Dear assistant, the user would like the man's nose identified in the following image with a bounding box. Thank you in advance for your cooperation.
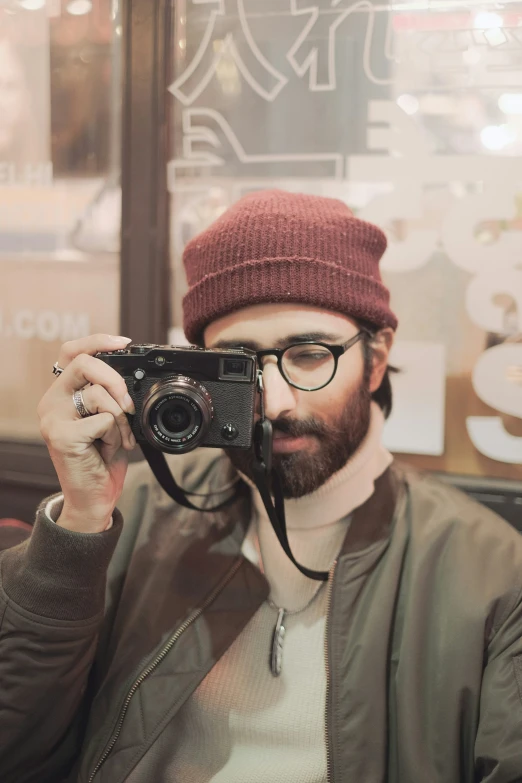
[261,360,298,421]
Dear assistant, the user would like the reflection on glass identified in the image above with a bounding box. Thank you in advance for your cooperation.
[0,38,40,165]
[168,0,522,481]
[0,0,121,441]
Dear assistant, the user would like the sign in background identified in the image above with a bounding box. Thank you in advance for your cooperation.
[168,0,522,481]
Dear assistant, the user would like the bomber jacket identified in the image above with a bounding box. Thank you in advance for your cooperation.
[1,452,522,783]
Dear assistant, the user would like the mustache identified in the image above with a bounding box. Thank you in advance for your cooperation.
[270,417,328,439]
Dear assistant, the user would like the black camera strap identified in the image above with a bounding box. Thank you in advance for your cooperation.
[140,371,328,582]
[250,417,328,582]
[140,442,238,513]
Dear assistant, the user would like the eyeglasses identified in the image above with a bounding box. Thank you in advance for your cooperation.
[256,329,372,392]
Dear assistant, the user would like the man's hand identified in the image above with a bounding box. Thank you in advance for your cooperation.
[37,334,137,533]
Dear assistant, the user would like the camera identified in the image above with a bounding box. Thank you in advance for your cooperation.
[96,344,258,454]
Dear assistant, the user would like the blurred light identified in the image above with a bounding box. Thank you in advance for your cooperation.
[19,0,46,9]
[484,27,507,46]
[480,124,516,151]
[499,93,522,115]
[473,11,503,29]
[396,94,419,115]
[66,0,93,15]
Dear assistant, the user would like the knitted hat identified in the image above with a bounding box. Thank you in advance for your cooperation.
[182,189,398,344]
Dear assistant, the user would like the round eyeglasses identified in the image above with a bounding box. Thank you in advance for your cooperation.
[256,329,371,392]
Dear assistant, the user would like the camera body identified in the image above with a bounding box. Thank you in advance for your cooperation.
[96,344,258,453]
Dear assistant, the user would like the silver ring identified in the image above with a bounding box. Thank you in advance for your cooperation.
[52,362,65,376]
[72,389,91,419]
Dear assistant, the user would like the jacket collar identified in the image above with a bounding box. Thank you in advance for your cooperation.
[338,466,399,559]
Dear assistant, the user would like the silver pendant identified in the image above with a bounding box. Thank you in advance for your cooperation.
[270,608,286,677]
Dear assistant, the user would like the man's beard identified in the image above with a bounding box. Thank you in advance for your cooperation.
[225,379,372,499]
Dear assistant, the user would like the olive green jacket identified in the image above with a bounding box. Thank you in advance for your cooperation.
[1,452,522,783]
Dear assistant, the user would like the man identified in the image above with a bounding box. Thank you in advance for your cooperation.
[1,190,521,783]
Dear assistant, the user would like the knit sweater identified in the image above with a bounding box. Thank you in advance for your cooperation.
[126,402,392,782]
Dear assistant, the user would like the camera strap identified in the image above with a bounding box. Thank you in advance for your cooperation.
[249,371,328,581]
[140,442,239,513]
[139,371,328,582]
[250,417,328,582]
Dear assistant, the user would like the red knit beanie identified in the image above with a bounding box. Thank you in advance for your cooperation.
[182,189,398,344]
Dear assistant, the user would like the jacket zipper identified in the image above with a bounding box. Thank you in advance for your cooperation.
[87,557,243,783]
[325,560,337,783]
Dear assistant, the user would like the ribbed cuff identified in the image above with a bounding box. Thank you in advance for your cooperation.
[0,495,123,621]
[45,494,113,531]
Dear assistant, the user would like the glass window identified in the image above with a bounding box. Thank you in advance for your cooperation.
[168,0,522,482]
[0,0,121,441]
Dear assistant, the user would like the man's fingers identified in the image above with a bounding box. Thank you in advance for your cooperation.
[44,412,122,456]
[58,354,135,414]
[80,413,124,464]
[77,384,136,450]
[57,334,131,370]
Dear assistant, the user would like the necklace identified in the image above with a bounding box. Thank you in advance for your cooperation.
[266,582,328,677]
[253,525,331,677]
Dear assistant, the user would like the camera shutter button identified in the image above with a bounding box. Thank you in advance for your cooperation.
[134,368,146,381]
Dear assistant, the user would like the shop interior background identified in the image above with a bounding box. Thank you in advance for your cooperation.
[0,0,520,523]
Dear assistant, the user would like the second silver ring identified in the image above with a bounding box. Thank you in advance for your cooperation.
[72,389,91,419]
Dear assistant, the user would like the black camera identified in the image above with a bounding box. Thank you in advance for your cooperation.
[96,344,258,454]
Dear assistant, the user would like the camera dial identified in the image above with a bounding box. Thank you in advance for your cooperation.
[130,344,160,354]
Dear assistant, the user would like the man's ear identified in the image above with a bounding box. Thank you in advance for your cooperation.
[368,328,394,393]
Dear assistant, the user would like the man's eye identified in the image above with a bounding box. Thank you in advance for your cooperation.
[288,350,331,364]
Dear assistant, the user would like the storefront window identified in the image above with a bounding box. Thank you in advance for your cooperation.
[168,0,522,482]
[0,0,121,440]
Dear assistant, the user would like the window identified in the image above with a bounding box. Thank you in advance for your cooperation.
[0,0,121,441]
[168,0,522,483]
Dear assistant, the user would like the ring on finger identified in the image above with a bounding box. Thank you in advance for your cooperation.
[52,362,65,376]
[72,389,92,419]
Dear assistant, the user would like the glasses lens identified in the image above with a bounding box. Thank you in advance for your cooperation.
[282,344,335,390]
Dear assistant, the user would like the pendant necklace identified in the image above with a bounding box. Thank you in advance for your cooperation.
[266,582,328,677]
[254,529,330,677]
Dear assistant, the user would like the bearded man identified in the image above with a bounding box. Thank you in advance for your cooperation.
[1,190,522,783]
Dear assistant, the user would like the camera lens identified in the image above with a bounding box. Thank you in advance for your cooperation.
[158,401,194,437]
[141,376,214,453]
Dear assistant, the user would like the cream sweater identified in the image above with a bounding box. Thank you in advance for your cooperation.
[127,402,392,782]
